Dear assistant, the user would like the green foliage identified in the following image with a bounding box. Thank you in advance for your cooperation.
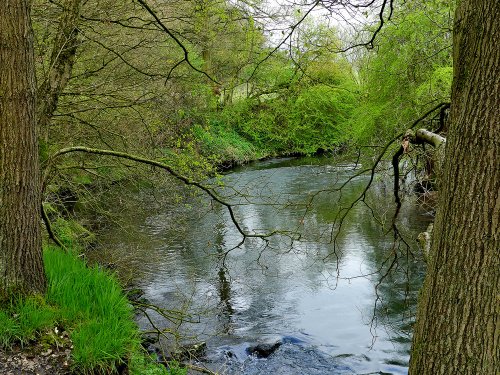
[129,353,169,375]
[129,354,187,375]
[350,0,454,145]
[348,101,387,145]
[182,1,452,160]
[191,121,260,164]
[287,85,356,153]
[416,66,453,104]
[164,361,188,375]
[199,21,360,157]
[210,81,357,156]
[161,141,218,179]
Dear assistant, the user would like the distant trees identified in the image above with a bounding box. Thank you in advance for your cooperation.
[209,18,358,156]
[349,0,454,145]
[31,0,274,178]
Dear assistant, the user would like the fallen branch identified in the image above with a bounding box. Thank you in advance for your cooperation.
[417,223,433,262]
[415,128,446,148]
[392,127,447,203]
[391,122,447,233]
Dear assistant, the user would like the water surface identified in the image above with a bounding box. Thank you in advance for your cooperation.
[93,156,429,374]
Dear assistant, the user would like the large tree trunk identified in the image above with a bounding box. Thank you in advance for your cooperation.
[0,0,46,298]
[409,1,499,374]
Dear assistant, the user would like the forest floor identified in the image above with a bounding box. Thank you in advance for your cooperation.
[0,343,72,375]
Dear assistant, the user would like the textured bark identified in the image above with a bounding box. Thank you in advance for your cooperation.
[0,0,46,298]
[409,1,500,374]
[37,0,82,143]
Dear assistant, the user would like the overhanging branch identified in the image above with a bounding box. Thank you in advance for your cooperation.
[44,146,282,245]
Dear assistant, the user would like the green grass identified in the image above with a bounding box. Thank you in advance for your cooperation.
[0,310,22,347]
[0,296,58,348]
[44,246,140,373]
[0,246,184,374]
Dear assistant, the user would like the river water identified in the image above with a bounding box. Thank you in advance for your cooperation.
[91,156,430,374]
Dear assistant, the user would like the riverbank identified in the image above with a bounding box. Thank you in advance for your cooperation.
[0,246,184,375]
[190,118,350,172]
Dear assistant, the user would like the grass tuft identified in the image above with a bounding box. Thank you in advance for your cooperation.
[16,296,58,342]
[0,296,58,348]
[43,246,140,372]
[0,310,21,348]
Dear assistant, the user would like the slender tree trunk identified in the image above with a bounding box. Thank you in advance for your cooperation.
[37,0,82,144]
[0,0,46,298]
[409,1,500,374]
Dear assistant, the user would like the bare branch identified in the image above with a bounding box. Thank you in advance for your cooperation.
[135,0,220,84]
[247,0,321,82]
[41,203,67,250]
[44,146,286,245]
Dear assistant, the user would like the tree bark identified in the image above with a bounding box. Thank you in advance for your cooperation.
[409,0,500,373]
[0,0,46,298]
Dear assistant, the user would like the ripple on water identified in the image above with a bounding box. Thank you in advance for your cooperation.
[210,342,355,375]
[98,157,427,375]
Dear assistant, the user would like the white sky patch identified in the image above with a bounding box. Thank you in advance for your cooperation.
[231,0,389,51]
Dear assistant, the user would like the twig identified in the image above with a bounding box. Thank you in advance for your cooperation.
[136,0,220,84]
[181,363,218,375]
[41,203,67,251]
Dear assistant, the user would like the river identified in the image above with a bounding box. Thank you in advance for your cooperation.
[89,156,430,374]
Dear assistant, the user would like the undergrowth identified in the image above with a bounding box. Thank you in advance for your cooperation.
[0,246,185,375]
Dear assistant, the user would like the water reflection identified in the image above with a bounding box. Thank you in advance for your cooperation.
[92,156,428,374]
[214,222,234,333]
